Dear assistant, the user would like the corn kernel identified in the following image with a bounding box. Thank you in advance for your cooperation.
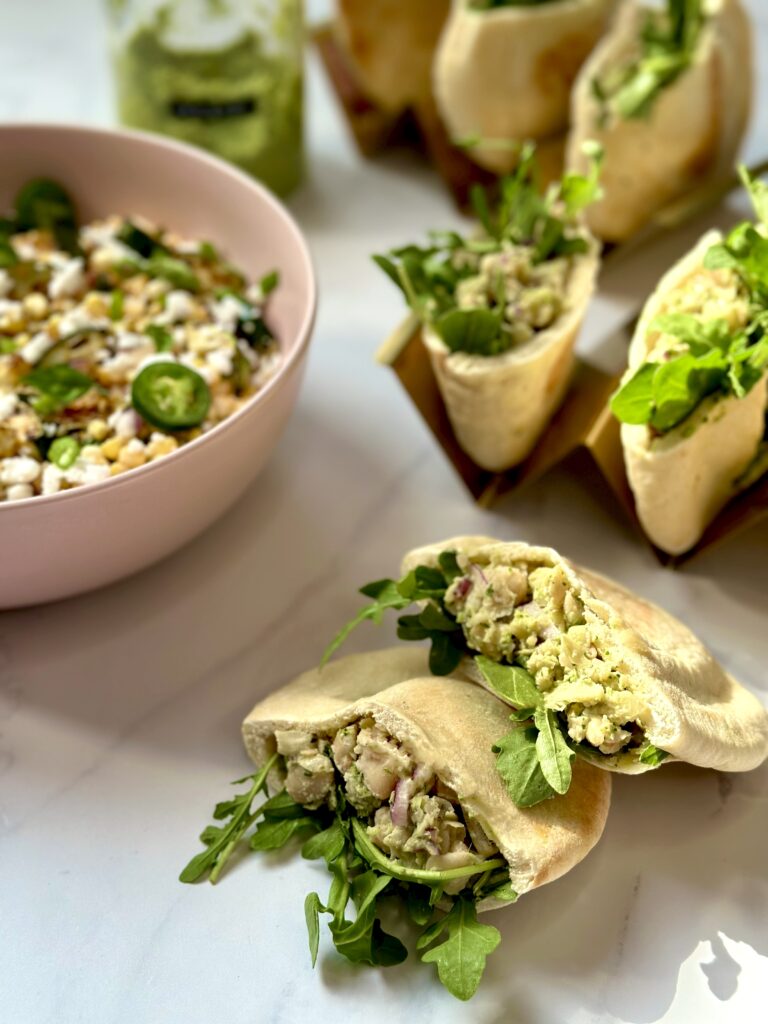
[84,292,108,318]
[100,437,126,461]
[117,439,147,469]
[146,435,178,459]
[87,419,110,442]
[22,293,48,320]
[109,463,126,477]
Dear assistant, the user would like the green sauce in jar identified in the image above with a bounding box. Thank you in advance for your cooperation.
[108,0,304,196]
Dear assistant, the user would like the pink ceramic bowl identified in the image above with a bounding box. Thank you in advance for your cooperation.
[0,123,316,608]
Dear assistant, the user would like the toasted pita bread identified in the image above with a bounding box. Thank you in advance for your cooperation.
[402,537,768,774]
[433,0,614,174]
[567,0,752,242]
[334,0,451,112]
[242,647,611,906]
[423,238,599,472]
[619,231,768,555]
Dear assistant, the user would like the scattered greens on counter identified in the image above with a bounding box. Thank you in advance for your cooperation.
[180,760,511,1001]
[611,167,768,434]
[373,142,602,358]
[591,0,705,123]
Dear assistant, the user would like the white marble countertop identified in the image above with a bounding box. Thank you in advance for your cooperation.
[2,2,767,1022]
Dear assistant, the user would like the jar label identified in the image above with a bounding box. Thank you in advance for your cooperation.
[169,98,257,120]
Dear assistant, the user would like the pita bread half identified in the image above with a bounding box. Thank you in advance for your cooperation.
[402,536,768,774]
[567,0,753,242]
[423,237,599,473]
[432,0,614,174]
[619,231,768,556]
[334,0,451,113]
[242,647,611,906]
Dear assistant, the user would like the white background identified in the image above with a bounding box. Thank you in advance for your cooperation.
[1,2,767,1022]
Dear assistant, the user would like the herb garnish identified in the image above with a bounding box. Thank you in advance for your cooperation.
[611,167,768,433]
[22,364,94,415]
[592,0,705,123]
[373,143,601,357]
[181,766,511,1000]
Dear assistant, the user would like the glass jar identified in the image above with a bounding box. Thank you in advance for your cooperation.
[106,0,304,197]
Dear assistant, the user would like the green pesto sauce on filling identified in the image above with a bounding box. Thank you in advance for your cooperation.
[111,2,303,196]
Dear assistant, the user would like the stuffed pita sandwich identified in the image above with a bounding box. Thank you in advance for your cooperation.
[611,168,768,555]
[433,0,615,175]
[181,647,611,1001]
[324,538,768,797]
[374,145,602,472]
[567,0,752,242]
[334,0,451,113]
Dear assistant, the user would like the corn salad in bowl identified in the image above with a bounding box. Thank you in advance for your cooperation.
[0,178,281,502]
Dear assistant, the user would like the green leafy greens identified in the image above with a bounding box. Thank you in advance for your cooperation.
[22,364,94,415]
[611,167,768,434]
[592,0,705,122]
[181,765,513,1001]
[373,143,601,357]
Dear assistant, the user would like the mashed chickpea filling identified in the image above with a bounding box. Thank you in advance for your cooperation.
[452,244,571,349]
[444,557,650,757]
[273,720,500,878]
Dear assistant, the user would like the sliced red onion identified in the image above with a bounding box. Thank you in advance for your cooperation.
[469,562,489,586]
[454,576,472,599]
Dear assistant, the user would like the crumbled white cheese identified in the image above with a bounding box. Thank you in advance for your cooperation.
[109,408,140,438]
[19,331,55,366]
[115,330,147,352]
[0,456,41,485]
[58,305,109,337]
[41,463,63,495]
[5,482,34,501]
[0,392,17,421]
[206,347,234,377]
[210,294,244,333]
[48,258,85,300]
[158,290,194,324]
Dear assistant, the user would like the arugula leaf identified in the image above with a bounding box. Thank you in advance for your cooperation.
[493,725,557,807]
[301,820,347,864]
[433,308,506,356]
[638,743,671,766]
[304,892,324,967]
[405,885,434,926]
[249,816,319,851]
[145,251,200,292]
[475,656,541,709]
[179,753,277,883]
[145,324,173,352]
[117,221,159,259]
[328,872,406,966]
[14,178,80,254]
[593,0,705,123]
[322,554,467,672]
[420,897,501,1002]
[259,269,280,296]
[558,141,604,217]
[321,579,411,667]
[351,819,505,885]
[533,706,574,795]
[22,364,93,414]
